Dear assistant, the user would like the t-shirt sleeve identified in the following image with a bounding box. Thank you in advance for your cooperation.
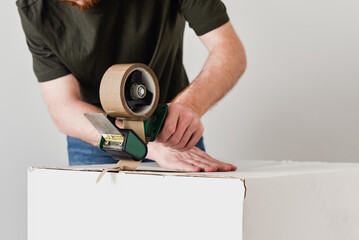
[180,0,229,36]
[17,5,70,82]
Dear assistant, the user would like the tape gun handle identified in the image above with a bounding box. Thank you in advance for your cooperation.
[144,103,168,142]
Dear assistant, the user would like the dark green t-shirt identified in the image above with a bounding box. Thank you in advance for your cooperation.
[17,0,229,106]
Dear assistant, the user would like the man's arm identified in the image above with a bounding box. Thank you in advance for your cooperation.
[156,22,246,151]
[40,74,103,146]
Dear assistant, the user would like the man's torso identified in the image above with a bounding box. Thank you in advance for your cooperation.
[17,0,189,105]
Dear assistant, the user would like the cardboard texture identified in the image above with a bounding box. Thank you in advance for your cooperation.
[28,160,359,240]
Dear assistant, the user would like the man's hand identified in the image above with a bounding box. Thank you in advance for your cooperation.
[147,142,237,172]
[156,102,204,152]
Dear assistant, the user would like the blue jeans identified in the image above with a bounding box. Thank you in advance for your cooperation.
[67,136,205,166]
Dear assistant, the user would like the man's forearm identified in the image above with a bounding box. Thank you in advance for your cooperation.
[174,22,246,117]
[40,74,103,146]
[52,99,104,146]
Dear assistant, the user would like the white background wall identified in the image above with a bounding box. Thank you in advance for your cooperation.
[1,0,359,239]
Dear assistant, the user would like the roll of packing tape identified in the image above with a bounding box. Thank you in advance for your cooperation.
[100,64,159,121]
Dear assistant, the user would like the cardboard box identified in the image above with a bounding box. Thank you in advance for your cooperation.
[28,160,359,240]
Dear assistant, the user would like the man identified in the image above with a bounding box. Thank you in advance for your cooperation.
[17,0,246,172]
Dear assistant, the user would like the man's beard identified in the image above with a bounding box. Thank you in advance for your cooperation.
[60,0,101,10]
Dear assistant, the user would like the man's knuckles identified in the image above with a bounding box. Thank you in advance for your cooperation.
[218,164,233,171]
[181,145,193,152]
[181,110,193,121]
[162,124,176,136]
[173,139,190,150]
[204,166,218,172]
[197,124,204,135]
[190,118,203,133]
[168,135,182,146]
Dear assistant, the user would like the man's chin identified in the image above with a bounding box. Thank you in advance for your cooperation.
[60,0,101,10]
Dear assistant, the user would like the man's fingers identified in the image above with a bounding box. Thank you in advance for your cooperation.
[170,123,195,150]
[184,159,217,172]
[172,160,201,172]
[165,112,193,147]
[184,147,231,172]
[115,119,124,128]
[179,126,204,152]
[156,109,179,143]
[191,148,236,171]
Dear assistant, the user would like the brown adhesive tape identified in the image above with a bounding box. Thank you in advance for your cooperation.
[96,160,142,183]
[123,120,146,143]
[97,64,158,182]
[100,64,159,121]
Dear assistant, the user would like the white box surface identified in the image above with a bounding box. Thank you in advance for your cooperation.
[28,160,359,240]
